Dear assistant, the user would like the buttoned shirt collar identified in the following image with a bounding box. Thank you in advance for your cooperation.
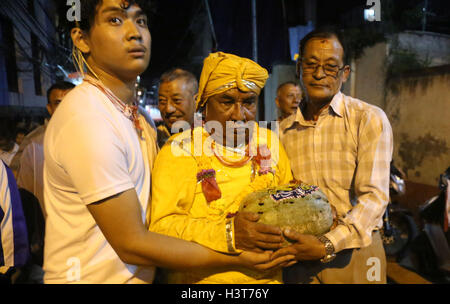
[284,91,344,129]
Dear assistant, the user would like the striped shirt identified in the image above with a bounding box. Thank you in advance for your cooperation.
[279,92,393,253]
[0,161,29,268]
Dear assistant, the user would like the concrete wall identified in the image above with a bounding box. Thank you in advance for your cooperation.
[263,64,297,122]
[346,31,450,110]
[384,65,450,186]
[353,42,388,109]
[396,31,450,67]
[345,32,450,187]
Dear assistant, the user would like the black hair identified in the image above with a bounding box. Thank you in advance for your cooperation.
[0,117,15,144]
[15,127,27,136]
[298,27,348,64]
[47,81,76,103]
[76,0,153,33]
[159,68,198,96]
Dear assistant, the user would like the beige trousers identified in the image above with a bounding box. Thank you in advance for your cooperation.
[283,231,387,284]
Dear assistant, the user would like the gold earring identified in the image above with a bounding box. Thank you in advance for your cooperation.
[72,46,85,77]
[72,45,99,80]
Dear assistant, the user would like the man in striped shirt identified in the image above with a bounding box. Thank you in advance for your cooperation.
[0,160,29,282]
[275,28,393,283]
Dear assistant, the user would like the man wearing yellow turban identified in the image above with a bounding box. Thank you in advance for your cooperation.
[150,52,295,283]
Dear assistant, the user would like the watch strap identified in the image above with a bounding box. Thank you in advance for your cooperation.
[318,235,336,263]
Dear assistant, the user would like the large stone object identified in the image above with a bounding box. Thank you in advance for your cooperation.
[239,183,334,245]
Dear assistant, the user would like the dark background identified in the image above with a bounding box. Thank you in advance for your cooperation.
[52,0,450,91]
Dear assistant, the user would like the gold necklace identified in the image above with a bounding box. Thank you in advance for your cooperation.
[211,141,253,168]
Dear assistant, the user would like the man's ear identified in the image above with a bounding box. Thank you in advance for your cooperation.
[341,65,351,83]
[71,27,90,54]
[201,103,207,119]
[46,104,53,116]
[275,96,280,109]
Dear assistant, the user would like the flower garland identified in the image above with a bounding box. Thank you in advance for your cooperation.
[194,125,277,215]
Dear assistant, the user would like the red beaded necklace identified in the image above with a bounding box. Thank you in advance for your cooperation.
[84,76,143,137]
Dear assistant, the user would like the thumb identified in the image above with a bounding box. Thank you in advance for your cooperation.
[243,212,260,222]
[283,228,303,242]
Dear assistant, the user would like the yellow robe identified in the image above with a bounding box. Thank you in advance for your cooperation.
[150,126,293,284]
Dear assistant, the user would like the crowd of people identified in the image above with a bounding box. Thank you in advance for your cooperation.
[1,0,392,284]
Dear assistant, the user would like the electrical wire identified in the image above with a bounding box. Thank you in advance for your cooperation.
[34,0,57,32]
[11,0,55,49]
[0,1,69,78]
[1,0,53,51]
[204,0,218,50]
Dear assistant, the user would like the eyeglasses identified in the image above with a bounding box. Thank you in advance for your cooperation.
[301,60,346,78]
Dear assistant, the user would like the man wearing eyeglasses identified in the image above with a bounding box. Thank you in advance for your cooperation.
[276,28,393,284]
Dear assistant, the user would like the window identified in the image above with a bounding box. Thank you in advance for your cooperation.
[31,33,42,96]
[0,16,19,93]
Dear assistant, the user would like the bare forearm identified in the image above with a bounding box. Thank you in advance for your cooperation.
[87,189,239,271]
[122,229,239,271]
[150,215,230,253]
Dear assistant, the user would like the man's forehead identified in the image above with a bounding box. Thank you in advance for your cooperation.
[283,84,301,91]
[50,88,65,94]
[223,88,257,97]
[98,0,143,15]
[304,37,343,56]
[50,88,71,98]
[160,79,190,92]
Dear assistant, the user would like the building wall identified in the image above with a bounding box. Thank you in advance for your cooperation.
[347,32,450,187]
[384,66,450,186]
[0,0,55,110]
[396,31,450,67]
[348,31,450,110]
[263,64,297,122]
[353,42,387,109]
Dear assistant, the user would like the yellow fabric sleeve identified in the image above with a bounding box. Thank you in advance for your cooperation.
[274,137,294,186]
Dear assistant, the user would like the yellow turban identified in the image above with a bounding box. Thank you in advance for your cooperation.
[196,52,269,110]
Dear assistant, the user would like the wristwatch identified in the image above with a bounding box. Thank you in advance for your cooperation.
[318,235,336,263]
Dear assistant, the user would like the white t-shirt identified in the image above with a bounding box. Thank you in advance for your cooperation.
[17,131,46,217]
[43,81,155,284]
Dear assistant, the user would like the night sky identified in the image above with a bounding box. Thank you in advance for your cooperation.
[53,0,450,94]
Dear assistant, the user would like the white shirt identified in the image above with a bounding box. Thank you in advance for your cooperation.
[0,143,19,166]
[17,130,46,217]
[43,81,155,284]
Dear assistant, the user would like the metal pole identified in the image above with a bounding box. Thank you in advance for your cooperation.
[422,0,428,32]
[251,0,258,62]
[281,0,290,61]
[204,0,218,51]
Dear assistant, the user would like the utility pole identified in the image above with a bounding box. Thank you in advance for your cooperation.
[251,0,258,62]
[422,0,428,31]
[204,0,218,52]
[281,0,291,62]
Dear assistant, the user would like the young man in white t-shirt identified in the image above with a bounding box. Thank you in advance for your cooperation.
[43,0,295,284]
